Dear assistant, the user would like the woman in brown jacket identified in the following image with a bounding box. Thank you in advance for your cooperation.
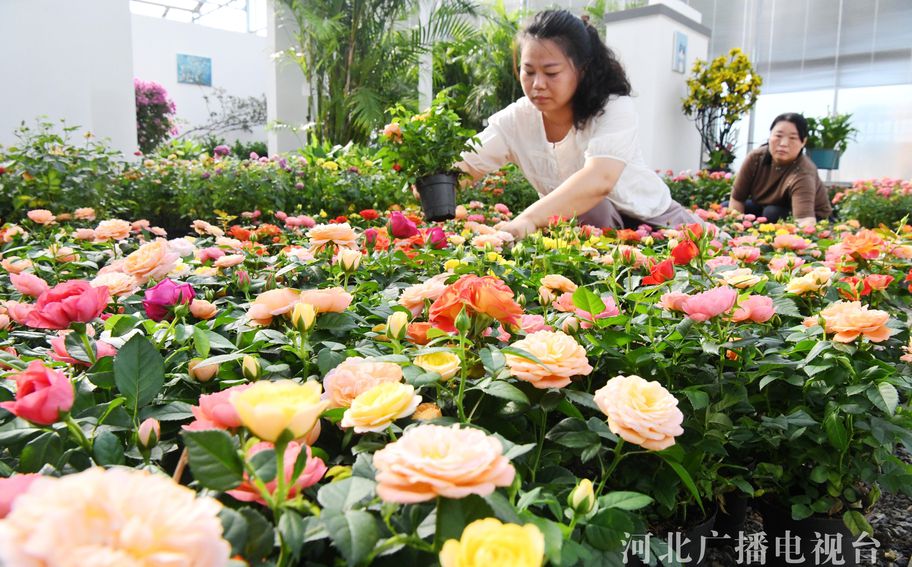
[728,113,833,226]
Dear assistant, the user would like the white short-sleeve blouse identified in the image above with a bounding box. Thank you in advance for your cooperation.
[461,96,671,220]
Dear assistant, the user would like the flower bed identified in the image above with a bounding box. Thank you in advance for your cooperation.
[1,204,910,565]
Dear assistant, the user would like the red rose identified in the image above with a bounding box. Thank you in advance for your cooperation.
[360,209,380,221]
[670,240,699,265]
[642,258,675,285]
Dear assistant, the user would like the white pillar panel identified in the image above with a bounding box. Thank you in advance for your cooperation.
[267,0,312,155]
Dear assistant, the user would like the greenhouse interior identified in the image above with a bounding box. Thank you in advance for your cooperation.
[1,1,911,565]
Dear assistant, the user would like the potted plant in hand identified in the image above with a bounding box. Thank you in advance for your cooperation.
[379,91,477,222]
[805,112,858,170]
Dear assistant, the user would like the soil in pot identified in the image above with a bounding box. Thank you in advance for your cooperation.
[624,506,718,566]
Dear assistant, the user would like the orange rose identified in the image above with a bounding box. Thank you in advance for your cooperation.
[247,288,301,326]
[27,209,56,225]
[841,229,883,260]
[190,299,217,320]
[429,275,523,332]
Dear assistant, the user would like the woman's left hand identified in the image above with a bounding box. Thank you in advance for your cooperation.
[494,217,538,240]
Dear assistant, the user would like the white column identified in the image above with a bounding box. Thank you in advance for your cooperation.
[418,0,435,110]
[266,0,313,155]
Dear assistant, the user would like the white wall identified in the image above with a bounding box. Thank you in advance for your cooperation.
[604,11,709,172]
[131,15,270,145]
[266,0,314,155]
[0,0,137,157]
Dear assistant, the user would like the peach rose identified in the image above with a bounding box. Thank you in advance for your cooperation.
[323,357,404,408]
[399,277,448,317]
[772,234,810,251]
[0,468,230,566]
[213,254,245,269]
[192,220,224,237]
[538,274,577,304]
[594,374,684,451]
[505,330,593,389]
[804,300,892,343]
[94,219,132,241]
[73,207,96,221]
[47,244,77,263]
[1,258,33,274]
[413,402,443,421]
[372,424,516,503]
[26,209,56,225]
[91,272,139,298]
[9,273,49,298]
[123,239,179,284]
[731,295,776,323]
[298,287,353,313]
[307,223,358,252]
[900,337,912,363]
[247,288,301,326]
[659,291,691,312]
[190,299,218,320]
[768,254,804,276]
[340,382,421,433]
[73,228,96,241]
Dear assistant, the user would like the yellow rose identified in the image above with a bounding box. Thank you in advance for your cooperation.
[231,380,328,442]
[291,302,317,333]
[414,351,461,381]
[439,518,545,567]
[786,266,832,295]
[387,311,409,341]
[717,268,766,289]
[340,382,421,433]
[444,259,462,272]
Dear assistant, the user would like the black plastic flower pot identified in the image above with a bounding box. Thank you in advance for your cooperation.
[757,499,863,567]
[416,173,457,222]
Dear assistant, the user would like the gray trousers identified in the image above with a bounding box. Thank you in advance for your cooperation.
[579,198,703,230]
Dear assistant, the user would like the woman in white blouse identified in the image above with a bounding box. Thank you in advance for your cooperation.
[459,9,699,239]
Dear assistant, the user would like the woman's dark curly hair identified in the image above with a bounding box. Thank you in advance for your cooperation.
[519,9,631,130]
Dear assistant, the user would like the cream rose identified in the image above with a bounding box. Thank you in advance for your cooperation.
[323,357,403,408]
[505,330,593,389]
[94,219,132,241]
[340,382,421,433]
[413,351,461,381]
[594,374,684,451]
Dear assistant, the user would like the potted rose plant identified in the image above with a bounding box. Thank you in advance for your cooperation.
[379,91,477,222]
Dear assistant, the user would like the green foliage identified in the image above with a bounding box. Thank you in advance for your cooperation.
[377,91,477,184]
[279,0,477,145]
[664,169,733,209]
[198,136,269,159]
[833,178,912,228]
[682,48,763,171]
[0,119,123,221]
[806,113,858,153]
[460,165,540,213]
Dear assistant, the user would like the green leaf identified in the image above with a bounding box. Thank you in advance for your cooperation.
[113,334,165,410]
[869,382,899,415]
[483,491,522,523]
[661,457,704,515]
[823,413,849,453]
[323,509,379,567]
[479,346,506,374]
[584,508,635,551]
[240,508,275,564]
[250,448,277,483]
[480,380,530,405]
[193,326,211,358]
[140,401,194,422]
[435,494,495,550]
[278,510,306,560]
[19,431,63,473]
[843,509,873,537]
[599,491,654,511]
[92,430,125,466]
[219,508,249,557]
[683,389,709,410]
[64,331,95,364]
[522,514,564,565]
[86,356,116,389]
[182,430,244,491]
[317,476,376,512]
[572,286,606,315]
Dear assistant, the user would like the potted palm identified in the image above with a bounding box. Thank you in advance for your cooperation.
[379,92,477,222]
[805,112,858,170]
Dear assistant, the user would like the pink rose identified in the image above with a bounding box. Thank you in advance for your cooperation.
[297,287,353,313]
[519,314,551,333]
[389,211,418,238]
[183,385,252,431]
[24,281,109,330]
[682,286,738,322]
[0,361,74,425]
[659,291,691,312]
[731,295,776,323]
[576,296,620,329]
[425,226,448,249]
[0,474,41,518]
[196,247,226,262]
[142,278,195,321]
[227,441,326,506]
[9,273,49,298]
[49,332,117,366]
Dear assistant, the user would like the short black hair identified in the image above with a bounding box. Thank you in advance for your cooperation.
[520,10,631,130]
[770,113,809,141]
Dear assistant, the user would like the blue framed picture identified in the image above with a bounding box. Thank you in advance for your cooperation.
[672,31,688,74]
[177,54,212,86]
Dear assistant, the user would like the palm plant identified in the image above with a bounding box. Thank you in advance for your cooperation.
[279,0,478,145]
